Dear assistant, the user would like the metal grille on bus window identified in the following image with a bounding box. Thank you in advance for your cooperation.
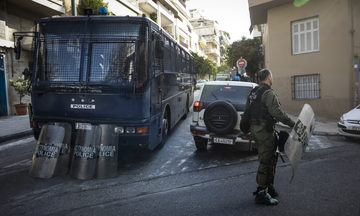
[162,38,171,72]
[91,23,141,37]
[89,42,136,83]
[291,74,320,99]
[181,50,185,73]
[163,44,171,72]
[176,47,181,72]
[186,54,190,73]
[45,39,82,82]
[170,42,176,71]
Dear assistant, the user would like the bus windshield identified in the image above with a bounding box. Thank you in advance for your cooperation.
[36,20,148,90]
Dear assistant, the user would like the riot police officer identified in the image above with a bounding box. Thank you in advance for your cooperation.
[244,69,295,205]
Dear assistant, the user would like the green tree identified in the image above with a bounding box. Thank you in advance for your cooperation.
[226,37,264,81]
[78,0,109,15]
[205,58,217,80]
[217,63,231,73]
[191,52,217,80]
[9,75,31,104]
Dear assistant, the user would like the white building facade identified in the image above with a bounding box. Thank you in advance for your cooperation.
[189,9,221,66]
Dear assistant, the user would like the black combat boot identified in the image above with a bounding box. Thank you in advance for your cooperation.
[267,184,279,197]
[253,187,279,205]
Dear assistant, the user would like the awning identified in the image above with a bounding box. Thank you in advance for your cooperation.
[0,39,14,48]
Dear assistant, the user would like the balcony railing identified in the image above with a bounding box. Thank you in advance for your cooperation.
[180,40,188,48]
[179,0,186,8]
[204,47,220,56]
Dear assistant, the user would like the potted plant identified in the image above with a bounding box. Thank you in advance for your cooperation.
[9,75,31,115]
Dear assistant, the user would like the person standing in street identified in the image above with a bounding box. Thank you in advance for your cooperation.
[244,69,295,205]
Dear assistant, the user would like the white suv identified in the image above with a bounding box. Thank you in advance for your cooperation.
[190,81,257,151]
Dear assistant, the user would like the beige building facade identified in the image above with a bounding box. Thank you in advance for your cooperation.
[0,0,66,116]
[249,0,360,119]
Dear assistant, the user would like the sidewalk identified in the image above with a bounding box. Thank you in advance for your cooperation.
[277,113,339,136]
[0,113,340,143]
[0,115,33,142]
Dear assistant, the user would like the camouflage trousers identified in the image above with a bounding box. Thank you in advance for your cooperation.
[251,124,278,187]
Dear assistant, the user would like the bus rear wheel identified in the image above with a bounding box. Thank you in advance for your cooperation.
[182,96,189,120]
[157,110,169,150]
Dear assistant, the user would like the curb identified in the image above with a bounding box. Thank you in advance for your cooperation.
[275,124,339,136]
[313,131,339,136]
[0,129,33,143]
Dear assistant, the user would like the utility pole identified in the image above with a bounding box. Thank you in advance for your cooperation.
[71,0,77,16]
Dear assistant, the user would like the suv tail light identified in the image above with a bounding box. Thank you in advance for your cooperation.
[193,101,204,112]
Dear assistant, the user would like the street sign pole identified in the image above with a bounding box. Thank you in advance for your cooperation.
[236,58,247,76]
[72,0,77,16]
[354,57,359,107]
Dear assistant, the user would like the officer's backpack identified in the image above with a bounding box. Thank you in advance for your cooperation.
[240,87,259,134]
[240,85,271,133]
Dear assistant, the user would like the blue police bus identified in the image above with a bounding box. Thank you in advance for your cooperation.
[24,16,194,150]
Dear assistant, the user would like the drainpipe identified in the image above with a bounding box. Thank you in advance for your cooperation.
[350,0,357,107]
[355,57,359,106]
[72,0,77,16]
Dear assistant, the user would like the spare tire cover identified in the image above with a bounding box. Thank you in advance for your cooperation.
[204,100,238,135]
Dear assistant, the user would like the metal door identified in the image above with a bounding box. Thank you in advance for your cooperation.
[0,54,8,116]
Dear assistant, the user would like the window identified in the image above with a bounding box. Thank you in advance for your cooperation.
[89,42,135,83]
[200,85,253,105]
[43,39,82,82]
[292,17,319,54]
[291,74,320,99]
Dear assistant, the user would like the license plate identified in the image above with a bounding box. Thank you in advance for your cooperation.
[213,137,234,145]
[75,123,92,130]
[351,126,360,131]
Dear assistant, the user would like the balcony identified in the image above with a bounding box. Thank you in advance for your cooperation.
[204,36,220,46]
[10,0,65,16]
[170,0,190,18]
[204,47,220,57]
[178,0,186,8]
[138,0,158,14]
[159,3,175,26]
[158,0,179,17]
[248,0,292,25]
[179,40,188,49]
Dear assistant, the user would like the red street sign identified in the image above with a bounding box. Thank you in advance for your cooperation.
[237,58,247,68]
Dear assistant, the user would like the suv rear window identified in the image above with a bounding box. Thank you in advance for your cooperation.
[200,85,253,105]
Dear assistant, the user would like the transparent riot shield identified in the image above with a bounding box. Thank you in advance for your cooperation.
[29,125,66,178]
[95,125,119,179]
[284,104,315,182]
[69,124,101,180]
[54,122,72,176]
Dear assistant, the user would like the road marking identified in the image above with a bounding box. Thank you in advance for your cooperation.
[3,159,32,168]
[178,159,187,167]
[307,136,332,151]
[0,137,35,152]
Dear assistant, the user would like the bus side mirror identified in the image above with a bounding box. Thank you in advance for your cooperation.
[155,40,164,59]
[14,36,23,60]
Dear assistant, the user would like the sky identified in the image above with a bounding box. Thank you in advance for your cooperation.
[187,0,252,42]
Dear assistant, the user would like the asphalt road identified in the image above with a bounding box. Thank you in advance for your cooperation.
[0,112,359,216]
